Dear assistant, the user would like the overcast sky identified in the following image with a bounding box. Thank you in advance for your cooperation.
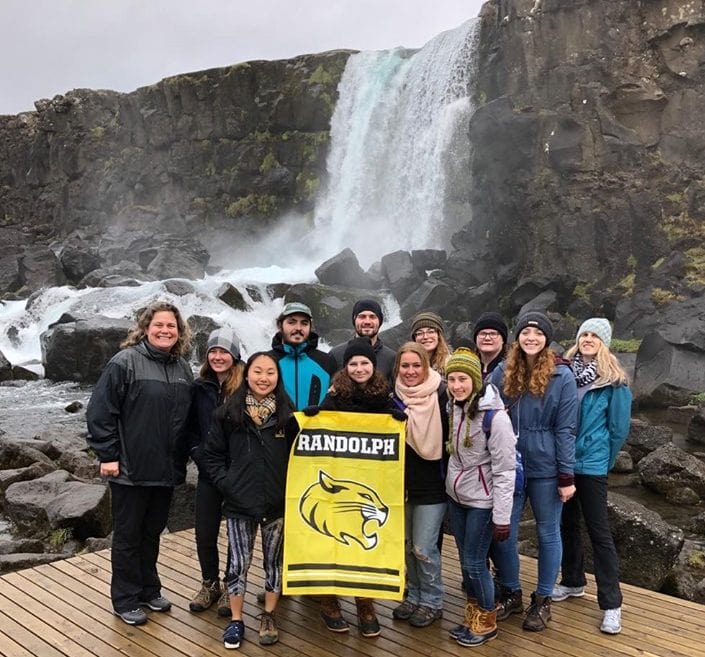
[1,0,485,116]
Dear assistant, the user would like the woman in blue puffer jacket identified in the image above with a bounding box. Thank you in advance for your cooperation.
[551,318,631,636]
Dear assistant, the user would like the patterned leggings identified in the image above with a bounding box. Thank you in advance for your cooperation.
[225,517,284,596]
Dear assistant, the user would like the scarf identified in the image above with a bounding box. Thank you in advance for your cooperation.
[571,354,597,388]
[395,368,443,460]
[246,391,276,426]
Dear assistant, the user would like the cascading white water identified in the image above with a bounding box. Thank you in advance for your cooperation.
[0,18,480,371]
[315,18,480,267]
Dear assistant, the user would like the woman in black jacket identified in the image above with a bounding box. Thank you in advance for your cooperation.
[204,352,294,650]
[186,328,244,616]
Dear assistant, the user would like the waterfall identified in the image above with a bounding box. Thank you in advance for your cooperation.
[314,18,480,267]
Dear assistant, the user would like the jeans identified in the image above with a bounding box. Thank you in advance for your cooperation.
[404,502,446,609]
[194,477,225,582]
[447,499,495,610]
[492,477,562,597]
[110,483,173,613]
[560,474,622,610]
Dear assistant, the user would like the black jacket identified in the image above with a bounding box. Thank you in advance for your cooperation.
[329,337,397,383]
[86,340,193,486]
[185,375,221,478]
[204,410,293,523]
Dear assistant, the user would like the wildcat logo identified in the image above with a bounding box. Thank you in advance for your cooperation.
[299,470,389,550]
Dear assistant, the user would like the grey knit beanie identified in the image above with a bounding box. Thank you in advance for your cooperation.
[206,327,241,360]
[576,318,612,347]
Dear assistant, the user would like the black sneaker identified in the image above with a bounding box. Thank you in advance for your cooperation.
[139,596,172,612]
[224,619,245,649]
[114,608,148,625]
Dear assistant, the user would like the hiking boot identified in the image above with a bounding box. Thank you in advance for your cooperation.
[392,599,417,620]
[355,597,380,637]
[217,589,231,617]
[600,607,622,634]
[114,608,148,625]
[449,598,478,639]
[223,619,245,649]
[551,584,585,602]
[320,595,349,632]
[522,592,551,631]
[456,607,498,647]
[408,605,443,628]
[139,596,171,612]
[259,611,279,645]
[189,579,221,612]
[496,589,523,621]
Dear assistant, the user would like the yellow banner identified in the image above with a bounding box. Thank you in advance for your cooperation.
[283,410,405,599]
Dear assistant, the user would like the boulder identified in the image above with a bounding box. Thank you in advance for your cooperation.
[0,437,55,470]
[315,248,373,289]
[187,315,221,362]
[410,249,447,273]
[611,451,634,473]
[216,283,251,312]
[145,237,209,280]
[661,539,705,604]
[688,405,705,446]
[41,316,132,383]
[638,443,705,497]
[0,252,21,293]
[399,280,458,322]
[58,245,101,284]
[5,470,111,539]
[0,553,68,574]
[666,487,701,506]
[625,418,673,463]
[0,538,44,555]
[0,462,56,493]
[162,279,196,296]
[78,260,148,288]
[381,251,423,303]
[168,467,197,532]
[634,331,705,407]
[18,246,67,292]
[0,350,11,382]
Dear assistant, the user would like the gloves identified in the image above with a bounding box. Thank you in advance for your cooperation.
[493,524,510,542]
[303,405,320,416]
[390,408,407,422]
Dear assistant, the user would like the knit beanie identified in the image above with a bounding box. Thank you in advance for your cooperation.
[206,327,241,360]
[514,311,554,344]
[576,317,612,347]
[352,299,384,325]
[410,311,445,337]
[472,311,509,343]
[446,347,483,393]
[343,337,377,367]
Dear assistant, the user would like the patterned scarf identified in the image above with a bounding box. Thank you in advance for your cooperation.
[571,354,598,388]
[246,391,276,425]
[395,368,443,460]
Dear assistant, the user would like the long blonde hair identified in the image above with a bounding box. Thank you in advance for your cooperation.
[121,301,192,358]
[565,340,629,386]
[503,341,556,398]
[199,359,245,399]
[430,333,451,376]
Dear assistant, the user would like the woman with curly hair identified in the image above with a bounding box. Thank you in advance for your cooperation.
[313,337,399,637]
[489,311,577,632]
[87,301,193,626]
[552,319,631,635]
[411,312,451,377]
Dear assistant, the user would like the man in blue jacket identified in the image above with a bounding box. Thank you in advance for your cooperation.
[269,302,337,410]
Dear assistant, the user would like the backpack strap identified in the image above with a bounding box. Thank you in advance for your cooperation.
[482,408,497,438]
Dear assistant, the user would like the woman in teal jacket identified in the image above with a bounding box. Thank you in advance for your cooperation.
[551,318,631,636]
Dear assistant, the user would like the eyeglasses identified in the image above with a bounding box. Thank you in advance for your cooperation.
[414,328,438,338]
[477,330,500,339]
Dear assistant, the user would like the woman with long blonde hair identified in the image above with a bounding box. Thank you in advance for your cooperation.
[489,311,577,633]
[411,312,451,377]
[552,319,631,635]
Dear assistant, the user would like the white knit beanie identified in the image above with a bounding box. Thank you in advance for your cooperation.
[576,318,612,347]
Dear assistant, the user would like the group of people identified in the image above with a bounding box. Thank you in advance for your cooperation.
[86,297,632,650]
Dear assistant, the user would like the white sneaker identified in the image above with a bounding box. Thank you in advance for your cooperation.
[600,607,622,634]
[551,584,585,601]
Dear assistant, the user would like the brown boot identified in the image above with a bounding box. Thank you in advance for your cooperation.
[522,592,551,631]
[456,608,498,647]
[496,589,523,621]
[449,598,478,639]
[355,597,380,637]
[320,595,349,632]
[189,579,221,612]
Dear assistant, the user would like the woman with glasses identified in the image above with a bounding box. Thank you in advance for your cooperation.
[473,312,509,380]
[411,312,451,377]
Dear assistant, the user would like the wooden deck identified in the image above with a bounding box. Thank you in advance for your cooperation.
[0,527,703,657]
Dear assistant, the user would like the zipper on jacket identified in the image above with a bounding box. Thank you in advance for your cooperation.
[477,465,490,496]
[452,412,466,498]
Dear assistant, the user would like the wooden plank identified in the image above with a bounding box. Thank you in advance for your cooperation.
[0,609,58,657]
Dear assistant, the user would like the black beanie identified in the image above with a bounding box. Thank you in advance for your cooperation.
[352,299,384,325]
[472,312,508,344]
[343,337,377,367]
[514,311,554,344]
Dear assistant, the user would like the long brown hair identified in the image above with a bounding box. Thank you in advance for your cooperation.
[121,301,192,358]
[199,358,245,399]
[502,341,556,398]
[329,368,390,399]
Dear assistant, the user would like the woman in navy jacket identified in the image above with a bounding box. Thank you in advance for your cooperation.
[489,311,577,632]
[552,318,631,635]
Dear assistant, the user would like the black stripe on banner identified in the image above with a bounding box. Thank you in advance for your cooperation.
[287,580,401,592]
[288,563,400,576]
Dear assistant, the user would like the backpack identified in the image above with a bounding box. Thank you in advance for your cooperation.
[482,408,525,492]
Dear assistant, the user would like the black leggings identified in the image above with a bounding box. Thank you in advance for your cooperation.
[194,477,226,582]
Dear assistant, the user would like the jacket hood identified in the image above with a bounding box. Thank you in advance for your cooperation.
[478,382,506,411]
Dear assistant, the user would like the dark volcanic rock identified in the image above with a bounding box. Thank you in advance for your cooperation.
[688,405,705,446]
[381,251,423,303]
[216,282,251,312]
[625,419,673,464]
[315,248,373,289]
[59,244,101,283]
[638,443,705,498]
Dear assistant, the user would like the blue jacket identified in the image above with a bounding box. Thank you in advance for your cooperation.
[574,383,632,475]
[489,360,577,480]
[269,331,337,410]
